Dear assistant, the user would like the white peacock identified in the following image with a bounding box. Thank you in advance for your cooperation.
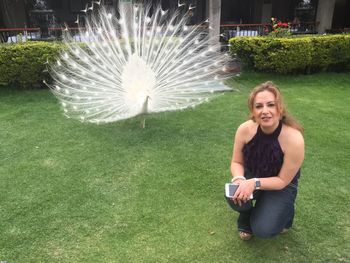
[46,2,233,126]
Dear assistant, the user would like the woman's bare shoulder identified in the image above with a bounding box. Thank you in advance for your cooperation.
[236,120,258,142]
[280,124,304,149]
[283,125,303,139]
[237,120,256,131]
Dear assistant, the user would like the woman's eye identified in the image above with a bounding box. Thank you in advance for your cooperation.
[268,103,275,107]
[255,105,262,109]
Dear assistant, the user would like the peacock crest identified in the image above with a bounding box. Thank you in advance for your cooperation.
[46,2,233,124]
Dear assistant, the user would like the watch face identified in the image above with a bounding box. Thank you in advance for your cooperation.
[255,180,261,188]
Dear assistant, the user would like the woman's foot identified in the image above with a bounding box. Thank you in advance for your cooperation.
[239,231,253,241]
[281,228,289,234]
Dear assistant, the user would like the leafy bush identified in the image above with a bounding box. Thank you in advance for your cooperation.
[309,35,350,72]
[0,42,64,88]
[229,34,350,74]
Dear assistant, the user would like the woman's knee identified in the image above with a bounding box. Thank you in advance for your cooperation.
[251,221,281,238]
[225,196,252,212]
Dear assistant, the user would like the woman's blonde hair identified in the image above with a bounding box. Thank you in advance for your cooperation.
[247,81,304,133]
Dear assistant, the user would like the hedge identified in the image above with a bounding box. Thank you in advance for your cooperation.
[1,35,349,89]
[229,34,350,74]
[0,42,63,88]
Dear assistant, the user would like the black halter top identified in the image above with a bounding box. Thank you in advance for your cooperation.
[242,121,300,184]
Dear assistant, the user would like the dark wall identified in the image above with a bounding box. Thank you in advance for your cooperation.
[0,0,27,28]
[332,0,350,28]
[291,0,318,22]
[221,0,254,24]
[272,0,292,21]
[1,0,329,30]
[45,0,90,27]
[207,0,321,25]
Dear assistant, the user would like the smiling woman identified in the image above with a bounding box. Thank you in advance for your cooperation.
[247,81,303,133]
[226,81,305,240]
[251,89,281,134]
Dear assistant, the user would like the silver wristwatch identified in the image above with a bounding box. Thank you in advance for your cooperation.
[254,178,261,190]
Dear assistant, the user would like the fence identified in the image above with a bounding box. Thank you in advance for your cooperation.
[220,22,318,40]
[1,22,319,43]
[220,23,268,40]
[0,28,41,43]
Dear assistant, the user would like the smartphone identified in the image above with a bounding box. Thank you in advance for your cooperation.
[225,183,239,198]
[225,183,254,199]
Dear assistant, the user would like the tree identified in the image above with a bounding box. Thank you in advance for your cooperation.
[209,0,221,45]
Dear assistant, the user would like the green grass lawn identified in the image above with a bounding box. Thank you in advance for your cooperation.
[0,72,349,263]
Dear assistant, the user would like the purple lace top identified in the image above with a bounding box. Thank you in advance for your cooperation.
[242,121,300,184]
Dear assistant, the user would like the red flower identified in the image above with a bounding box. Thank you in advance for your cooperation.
[269,17,291,36]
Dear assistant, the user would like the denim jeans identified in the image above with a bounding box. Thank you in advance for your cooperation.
[225,183,298,238]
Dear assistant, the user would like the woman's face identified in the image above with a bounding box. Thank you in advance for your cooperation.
[252,90,281,133]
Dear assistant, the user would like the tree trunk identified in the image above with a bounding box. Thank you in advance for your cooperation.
[316,0,336,34]
[208,0,221,45]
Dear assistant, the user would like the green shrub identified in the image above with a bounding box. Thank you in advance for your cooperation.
[0,42,64,88]
[309,35,350,72]
[254,38,313,73]
[229,34,350,74]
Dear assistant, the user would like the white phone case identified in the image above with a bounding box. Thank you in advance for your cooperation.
[225,183,254,199]
[225,183,238,198]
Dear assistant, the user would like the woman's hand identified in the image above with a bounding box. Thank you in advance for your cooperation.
[231,179,255,206]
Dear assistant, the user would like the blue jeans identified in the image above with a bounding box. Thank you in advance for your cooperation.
[225,183,298,238]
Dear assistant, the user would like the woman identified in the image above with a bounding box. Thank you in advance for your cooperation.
[226,81,304,240]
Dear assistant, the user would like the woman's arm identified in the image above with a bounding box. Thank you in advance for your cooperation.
[230,122,253,206]
[230,122,250,180]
